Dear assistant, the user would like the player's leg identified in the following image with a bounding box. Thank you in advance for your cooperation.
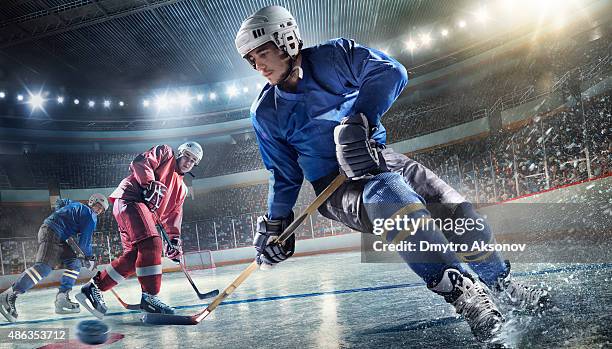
[77,200,138,318]
[134,236,173,314]
[385,149,550,310]
[55,256,82,314]
[99,199,171,314]
[315,171,504,342]
[0,225,60,322]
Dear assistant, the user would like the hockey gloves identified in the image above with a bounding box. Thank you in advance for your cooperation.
[334,113,384,179]
[143,180,167,212]
[253,212,295,266]
[83,256,96,271]
[165,237,183,264]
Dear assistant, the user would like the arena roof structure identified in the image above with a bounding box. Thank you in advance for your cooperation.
[0,0,475,91]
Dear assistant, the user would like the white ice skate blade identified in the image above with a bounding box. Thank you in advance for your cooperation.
[55,307,81,315]
[0,305,16,322]
[75,292,104,319]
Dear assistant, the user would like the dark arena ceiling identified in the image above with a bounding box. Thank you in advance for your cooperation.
[0,0,476,91]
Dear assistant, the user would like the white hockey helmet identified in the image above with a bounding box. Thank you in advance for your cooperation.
[177,141,203,165]
[88,193,109,211]
[235,5,302,65]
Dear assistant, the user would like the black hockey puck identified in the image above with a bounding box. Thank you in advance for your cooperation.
[75,319,110,345]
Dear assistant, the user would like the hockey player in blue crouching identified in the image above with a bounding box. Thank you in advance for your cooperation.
[235,5,550,342]
[0,194,107,322]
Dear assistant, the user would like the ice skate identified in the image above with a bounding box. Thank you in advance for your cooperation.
[493,261,551,311]
[0,287,18,322]
[55,290,81,314]
[140,292,175,314]
[429,268,505,342]
[76,281,107,319]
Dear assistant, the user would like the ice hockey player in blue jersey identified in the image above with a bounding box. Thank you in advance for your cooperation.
[235,5,550,342]
[0,194,108,322]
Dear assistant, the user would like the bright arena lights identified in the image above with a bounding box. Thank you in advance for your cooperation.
[405,40,417,51]
[475,8,489,22]
[0,92,5,99]
[419,33,432,46]
[441,29,449,36]
[226,86,238,97]
[142,99,150,108]
[88,100,95,108]
[57,96,64,104]
[119,101,125,107]
[103,100,111,108]
[196,94,204,101]
[28,94,44,110]
[155,95,169,109]
[178,93,191,108]
[458,20,467,28]
[73,99,80,105]
[209,92,217,100]
[17,94,24,101]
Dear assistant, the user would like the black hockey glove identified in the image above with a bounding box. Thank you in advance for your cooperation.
[253,212,295,266]
[165,237,182,264]
[82,256,96,271]
[334,113,385,179]
[143,180,167,212]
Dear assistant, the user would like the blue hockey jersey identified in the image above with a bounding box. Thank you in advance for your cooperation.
[44,199,97,256]
[251,38,408,219]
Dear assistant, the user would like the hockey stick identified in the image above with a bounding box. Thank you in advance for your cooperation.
[157,223,220,300]
[110,289,140,310]
[142,173,347,325]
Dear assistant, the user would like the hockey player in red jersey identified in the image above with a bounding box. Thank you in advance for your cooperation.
[76,142,203,318]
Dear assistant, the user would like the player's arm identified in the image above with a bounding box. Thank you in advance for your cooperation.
[77,213,97,270]
[160,204,183,263]
[331,39,408,179]
[131,145,172,211]
[332,38,408,127]
[252,118,303,265]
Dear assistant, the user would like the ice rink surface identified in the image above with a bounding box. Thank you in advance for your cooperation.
[1,251,611,349]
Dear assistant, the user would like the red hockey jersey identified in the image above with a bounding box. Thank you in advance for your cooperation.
[110,145,187,238]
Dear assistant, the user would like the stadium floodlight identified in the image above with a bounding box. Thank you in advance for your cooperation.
[458,20,467,28]
[0,92,5,99]
[57,96,64,104]
[209,92,217,100]
[88,100,95,108]
[119,101,125,107]
[243,87,249,93]
[74,98,80,105]
[475,8,489,22]
[256,83,262,89]
[178,93,191,108]
[142,99,150,108]
[28,94,44,110]
[196,94,204,101]
[155,95,169,110]
[405,40,417,51]
[441,29,449,36]
[17,94,24,101]
[227,85,238,97]
[419,33,432,46]
[103,100,111,108]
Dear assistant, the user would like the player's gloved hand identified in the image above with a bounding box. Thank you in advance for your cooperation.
[83,256,96,271]
[165,237,182,264]
[253,213,295,266]
[334,113,385,179]
[143,180,167,212]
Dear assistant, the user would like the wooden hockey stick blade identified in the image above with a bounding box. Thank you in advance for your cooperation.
[110,289,140,310]
[157,223,220,300]
[141,174,347,325]
[142,261,258,325]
